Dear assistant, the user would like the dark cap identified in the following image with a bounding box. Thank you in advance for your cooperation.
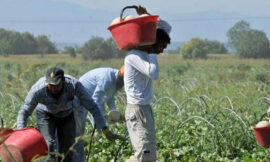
[45,67,64,85]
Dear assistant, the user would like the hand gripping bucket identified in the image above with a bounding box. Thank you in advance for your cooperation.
[0,127,48,162]
[108,6,159,50]
[252,125,270,147]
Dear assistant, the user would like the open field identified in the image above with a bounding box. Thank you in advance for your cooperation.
[1,54,270,161]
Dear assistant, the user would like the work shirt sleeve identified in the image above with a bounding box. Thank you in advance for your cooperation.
[106,96,117,111]
[17,89,38,129]
[75,81,106,129]
[127,53,159,80]
[92,79,109,116]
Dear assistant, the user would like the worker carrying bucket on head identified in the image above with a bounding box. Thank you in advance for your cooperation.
[113,5,172,162]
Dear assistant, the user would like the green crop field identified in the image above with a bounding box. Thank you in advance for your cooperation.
[1,54,270,161]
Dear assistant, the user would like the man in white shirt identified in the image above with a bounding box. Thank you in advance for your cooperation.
[124,6,171,162]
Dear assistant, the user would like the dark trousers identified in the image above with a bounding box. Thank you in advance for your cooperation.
[36,110,75,162]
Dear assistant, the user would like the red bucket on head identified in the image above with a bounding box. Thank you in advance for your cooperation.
[1,127,48,162]
[252,125,270,147]
[108,6,159,50]
[108,16,159,50]
[0,128,13,144]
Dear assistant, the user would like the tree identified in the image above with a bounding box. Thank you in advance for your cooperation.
[180,38,208,59]
[81,37,113,60]
[64,46,76,58]
[227,20,250,51]
[105,37,126,58]
[21,32,38,54]
[237,29,270,58]
[0,41,13,56]
[0,28,57,55]
[0,29,21,55]
[204,40,227,54]
[36,35,58,54]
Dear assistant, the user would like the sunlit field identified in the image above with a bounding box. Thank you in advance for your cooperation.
[1,54,270,161]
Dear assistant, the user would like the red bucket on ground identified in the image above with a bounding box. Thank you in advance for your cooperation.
[0,128,13,144]
[252,125,270,147]
[0,145,23,162]
[108,15,159,50]
[0,127,48,162]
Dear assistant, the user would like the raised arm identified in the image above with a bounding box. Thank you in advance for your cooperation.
[125,53,159,80]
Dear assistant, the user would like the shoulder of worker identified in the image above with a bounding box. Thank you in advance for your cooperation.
[64,74,78,83]
[126,49,148,58]
[28,77,47,93]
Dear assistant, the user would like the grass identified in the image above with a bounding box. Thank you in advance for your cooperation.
[0,53,270,161]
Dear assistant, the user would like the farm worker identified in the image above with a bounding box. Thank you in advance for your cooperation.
[16,67,124,162]
[124,6,171,162]
[73,66,125,161]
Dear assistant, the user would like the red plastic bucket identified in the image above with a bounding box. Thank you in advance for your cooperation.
[108,6,159,50]
[0,145,23,162]
[2,127,48,162]
[252,125,270,147]
[0,128,13,144]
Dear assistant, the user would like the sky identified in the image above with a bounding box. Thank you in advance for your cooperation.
[0,0,270,48]
[62,0,270,16]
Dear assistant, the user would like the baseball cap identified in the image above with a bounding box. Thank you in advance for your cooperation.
[45,67,64,85]
[157,18,172,35]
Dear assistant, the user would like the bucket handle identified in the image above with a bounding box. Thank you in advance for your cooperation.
[259,113,267,121]
[253,113,268,125]
[120,5,151,19]
[0,114,4,127]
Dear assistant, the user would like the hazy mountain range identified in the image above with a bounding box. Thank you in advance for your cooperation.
[0,0,269,50]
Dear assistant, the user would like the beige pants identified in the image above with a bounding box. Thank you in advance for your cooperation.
[125,104,156,162]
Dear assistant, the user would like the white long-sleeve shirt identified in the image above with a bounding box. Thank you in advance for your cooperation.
[124,49,159,105]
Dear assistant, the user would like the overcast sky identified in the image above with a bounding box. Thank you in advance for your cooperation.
[61,0,270,16]
[1,0,270,45]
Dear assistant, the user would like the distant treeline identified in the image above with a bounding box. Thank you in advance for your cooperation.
[1,20,270,59]
[179,20,270,59]
[0,28,57,55]
[63,37,125,60]
[0,28,124,60]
